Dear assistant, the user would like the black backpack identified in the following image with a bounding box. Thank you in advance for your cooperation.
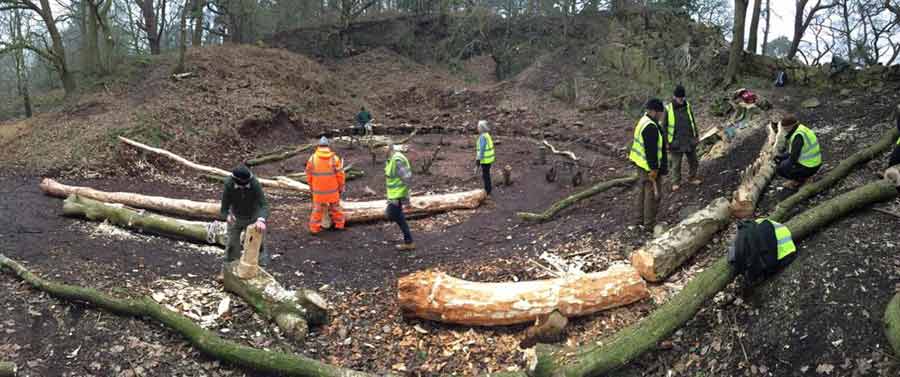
[728,220,779,286]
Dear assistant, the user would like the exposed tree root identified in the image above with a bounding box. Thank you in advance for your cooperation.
[516,175,638,222]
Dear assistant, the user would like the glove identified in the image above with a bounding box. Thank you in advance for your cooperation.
[255,218,267,232]
[227,213,236,224]
[648,170,658,181]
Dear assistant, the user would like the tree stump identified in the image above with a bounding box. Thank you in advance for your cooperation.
[235,225,262,279]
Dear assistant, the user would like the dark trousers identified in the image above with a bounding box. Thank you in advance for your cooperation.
[633,168,662,227]
[670,149,698,184]
[225,216,269,266]
[387,200,413,244]
[890,145,900,167]
[481,163,493,195]
[776,161,820,181]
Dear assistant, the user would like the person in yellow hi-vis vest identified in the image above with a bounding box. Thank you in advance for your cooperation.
[774,114,822,190]
[475,120,495,196]
[728,218,798,290]
[385,143,415,251]
[890,109,900,168]
[664,85,701,192]
[628,98,668,229]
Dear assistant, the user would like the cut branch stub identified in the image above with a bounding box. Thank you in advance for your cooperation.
[0,362,16,377]
[235,225,262,279]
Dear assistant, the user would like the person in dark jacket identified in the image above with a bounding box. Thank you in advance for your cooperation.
[628,98,668,229]
[774,114,822,189]
[219,165,270,275]
[664,85,701,192]
[890,110,900,168]
[356,107,372,130]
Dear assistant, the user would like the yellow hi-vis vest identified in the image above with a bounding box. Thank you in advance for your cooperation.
[385,152,410,200]
[477,133,495,164]
[629,114,663,171]
[790,124,822,168]
[757,219,797,260]
[665,102,697,144]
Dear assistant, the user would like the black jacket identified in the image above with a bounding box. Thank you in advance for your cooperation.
[641,119,668,171]
[220,176,270,220]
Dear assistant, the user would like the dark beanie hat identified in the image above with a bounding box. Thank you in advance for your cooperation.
[232,165,253,184]
[780,114,798,127]
[674,85,686,98]
[645,98,664,112]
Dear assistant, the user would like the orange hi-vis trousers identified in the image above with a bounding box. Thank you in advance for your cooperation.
[309,201,345,234]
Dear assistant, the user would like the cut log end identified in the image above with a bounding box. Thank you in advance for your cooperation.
[629,249,658,282]
[885,167,900,188]
[730,200,754,219]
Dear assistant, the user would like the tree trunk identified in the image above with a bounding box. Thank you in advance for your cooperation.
[138,0,162,54]
[62,195,227,246]
[761,0,770,55]
[769,126,900,222]
[223,226,329,341]
[84,1,100,75]
[343,189,487,223]
[630,197,732,282]
[747,0,762,54]
[514,178,899,377]
[246,143,315,166]
[886,291,900,357]
[731,121,787,218]
[36,0,75,96]
[40,178,221,220]
[0,362,15,377]
[12,9,32,118]
[517,176,638,222]
[175,0,191,74]
[192,0,205,47]
[398,265,649,326]
[726,0,749,83]
[0,254,380,377]
[118,136,311,194]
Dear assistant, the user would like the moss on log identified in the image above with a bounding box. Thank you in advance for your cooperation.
[769,126,900,222]
[885,291,900,357]
[246,144,315,166]
[517,179,898,377]
[0,254,379,377]
[62,195,226,246]
[517,175,638,222]
[0,362,16,377]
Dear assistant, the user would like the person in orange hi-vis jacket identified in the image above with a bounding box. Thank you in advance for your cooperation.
[305,136,346,234]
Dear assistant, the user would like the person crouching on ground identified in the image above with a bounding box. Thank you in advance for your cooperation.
[306,136,346,234]
[385,143,415,251]
[218,165,270,280]
[774,114,822,189]
[475,120,495,197]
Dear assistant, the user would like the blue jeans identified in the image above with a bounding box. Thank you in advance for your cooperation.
[386,201,412,244]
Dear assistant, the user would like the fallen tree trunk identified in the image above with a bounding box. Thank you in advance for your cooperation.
[397,264,649,326]
[0,254,379,377]
[223,226,328,340]
[731,122,787,218]
[118,137,310,194]
[343,189,487,223]
[41,178,220,220]
[517,175,638,222]
[62,195,226,246]
[769,126,900,222]
[629,197,732,282]
[513,178,899,377]
[0,362,15,377]
[885,291,900,357]
[284,165,365,182]
[246,143,315,166]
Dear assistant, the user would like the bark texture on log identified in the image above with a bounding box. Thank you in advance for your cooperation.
[0,362,15,377]
[0,254,378,377]
[699,103,765,161]
[517,175,638,222]
[118,136,310,194]
[769,127,900,222]
[397,265,649,326]
[41,178,220,220]
[630,197,732,282]
[885,291,900,357]
[62,195,226,246]
[343,189,487,223]
[517,179,898,377]
[246,144,315,166]
[731,122,787,218]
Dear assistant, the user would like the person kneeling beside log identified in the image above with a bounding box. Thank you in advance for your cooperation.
[774,114,822,190]
[218,165,270,281]
[727,218,797,292]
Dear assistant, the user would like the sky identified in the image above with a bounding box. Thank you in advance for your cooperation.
[746,0,797,52]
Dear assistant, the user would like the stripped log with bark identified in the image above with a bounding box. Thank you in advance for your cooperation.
[499,178,899,377]
[517,175,638,222]
[343,189,487,223]
[397,265,649,326]
[0,254,379,377]
[62,195,226,246]
[41,178,220,220]
[246,143,315,166]
[223,226,329,340]
[731,122,787,218]
[284,165,364,182]
[542,140,578,161]
[886,291,900,357]
[0,362,15,377]
[118,137,310,194]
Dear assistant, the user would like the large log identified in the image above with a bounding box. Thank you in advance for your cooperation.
[62,195,226,246]
[223,226,328,340]
[0,362,15,377]
[246,143,315,166]
[885,291,900,357]
[343,189,487,223]
[0,254,380,377]
[508,178,899,377]
[769,126,900,222]
[517,175,638,222]
[41,178,220,220]
[731,121,788,218]
[397,265,649,326]
[118,136,311,194]
[629,197,732,282]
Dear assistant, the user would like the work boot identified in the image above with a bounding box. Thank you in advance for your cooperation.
[395,243,416,251]
[783,180,801,190]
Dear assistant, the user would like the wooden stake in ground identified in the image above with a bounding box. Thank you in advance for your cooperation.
[62,195,227,246]
[397,264,649,326]
[885,291,900,356]
[118,136,310,194]
[497,178,899,377]
[517,175,638,222]
[41,178,220,220]
[0,362,15,377]
[0,254,377,377]
[223,225,328,341]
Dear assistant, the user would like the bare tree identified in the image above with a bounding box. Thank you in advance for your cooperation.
[762,0,771,54]
[726,0,749,83]
[192,0,205,46]
[788,0,838,60]
[798,12,837,64]
[7,8,32,116]
[0,0,76,96]
[135,0,167,54]
[747,0,762,53]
